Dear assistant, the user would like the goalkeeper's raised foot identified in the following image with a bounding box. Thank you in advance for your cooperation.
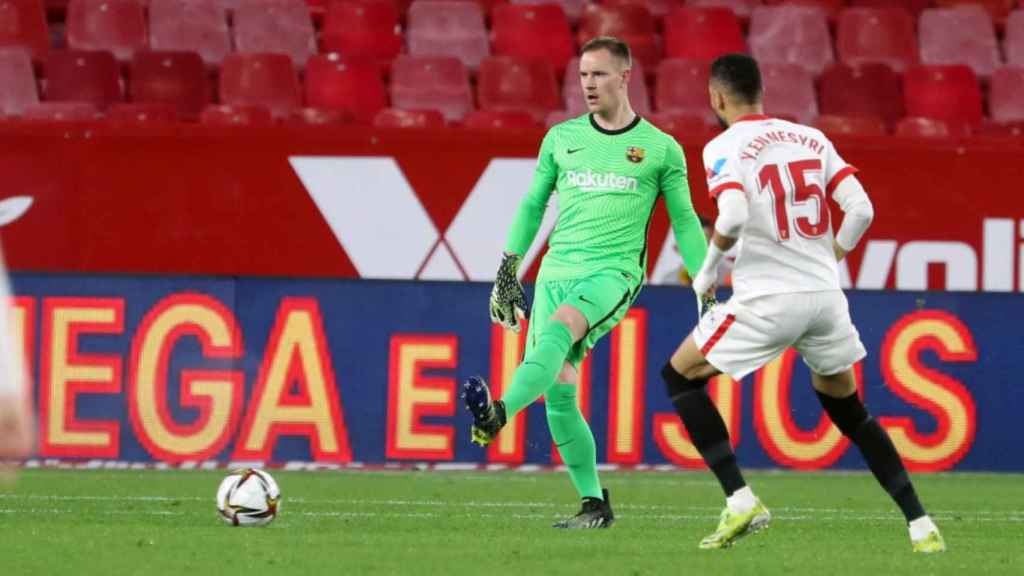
[699,499,771,549]
[462,376,506,447]
[553,489,615,529]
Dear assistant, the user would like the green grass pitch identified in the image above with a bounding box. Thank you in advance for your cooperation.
[1,468,1022,575]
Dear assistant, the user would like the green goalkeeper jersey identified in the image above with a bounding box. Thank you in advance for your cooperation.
[506,114,708,284]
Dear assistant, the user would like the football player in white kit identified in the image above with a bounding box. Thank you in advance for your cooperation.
[660,54,945,553]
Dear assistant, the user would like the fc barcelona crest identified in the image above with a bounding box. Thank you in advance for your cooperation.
[626,146,645,163]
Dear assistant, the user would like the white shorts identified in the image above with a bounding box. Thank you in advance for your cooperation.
[693,290,867,380]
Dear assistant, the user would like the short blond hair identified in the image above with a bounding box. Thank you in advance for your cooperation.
[580,36,632,69]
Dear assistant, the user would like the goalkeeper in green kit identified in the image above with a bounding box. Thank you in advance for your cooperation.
[462,37,710,528]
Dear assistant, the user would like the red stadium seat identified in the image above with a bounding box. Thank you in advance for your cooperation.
[563,57,650,116]
[128,51,208,119]
[603,0,681,19]
[406,1,490,70]
[148,0,231,67]
[664,7,745,62]
[919,6,1001,78]
[219,53,301,119]
[903,64,984,127]
[646,112,718,135]
[66,0,147,62]
[462,109,539,129]
[373,108,446,128]
[763,0,844,19]
[1004,10,1024,67]
[390,55,473,122]
[107,102,179,123]
[288,107,351,126]
[654,58,715,125]
[545,109,574,127]
[818,63,905,127]
[813,114,889,137]
[476,56,559,123]
[304,53,387,123]
[45,50,122,107]
[0,48,38,116]
[989,66,1024,123]
[761,62,818,124]
[233,0,315,69]
[576,4,660,71]
[895,116,969,138]
[21,101,100,120]
[974,120,1024,136]
[200,103,274,126]
[686,0,758,18]
[510,0,582,23]
[836,7,917,73]
[321,0,402,65]
[491,4,574,75]
[935,0,1015,22]
[0,0,49,63]
[849,0,931,18]
[749,5,834,76]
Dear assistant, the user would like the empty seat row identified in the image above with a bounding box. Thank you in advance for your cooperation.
[3,45,1022,132]
[7,0,1024,78]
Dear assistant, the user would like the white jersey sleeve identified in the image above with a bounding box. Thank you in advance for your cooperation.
[702,137,745,201]
[823,138,859,197]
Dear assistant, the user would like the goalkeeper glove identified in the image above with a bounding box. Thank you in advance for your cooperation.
[490,253,528,332]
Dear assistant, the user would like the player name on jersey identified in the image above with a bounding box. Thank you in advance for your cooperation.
[740,130,826,161]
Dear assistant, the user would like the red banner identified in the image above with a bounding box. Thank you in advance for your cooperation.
[1,123,1022,291]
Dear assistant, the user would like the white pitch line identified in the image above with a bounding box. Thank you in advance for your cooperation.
[0,507,1022,523]
[1,494,1022,520]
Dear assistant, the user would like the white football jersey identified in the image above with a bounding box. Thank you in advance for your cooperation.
[702,115,858,301]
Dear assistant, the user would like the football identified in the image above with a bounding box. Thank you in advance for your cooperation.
[216,468,281,527]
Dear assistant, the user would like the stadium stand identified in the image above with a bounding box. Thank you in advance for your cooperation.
[749,5,834,76]
[491,4,575,75]
[219,52,301,119]
[66,0,147,62]
[919,5,1001,77]
[0,0,49,63]
[0,48,39,116]
[390,55,473,122]
[664,6,745,62]
[836,7,918,72]
[148,0,231,68]
[477,56,559,123]
[128,51,209,119]
[373,107,447,128]
[45,50,122,107]
[0,0,1016,134]
[304,53,387,123]
[406,1,490,70]
[818,63,905,127]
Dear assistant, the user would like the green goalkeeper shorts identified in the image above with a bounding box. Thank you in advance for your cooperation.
[526,270,640,369]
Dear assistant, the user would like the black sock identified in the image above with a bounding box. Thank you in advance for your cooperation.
[662,363,746,496]
[816,390,926,522]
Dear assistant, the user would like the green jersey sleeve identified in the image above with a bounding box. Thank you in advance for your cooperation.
[505,130,557,256]
[660,140,707,277]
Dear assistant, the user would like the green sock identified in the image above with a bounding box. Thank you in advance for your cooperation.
[546,383,602,500]
[500,321,573,417]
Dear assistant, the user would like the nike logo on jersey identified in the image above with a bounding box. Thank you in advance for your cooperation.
[567,147,585,154]
[579,295,594,305]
